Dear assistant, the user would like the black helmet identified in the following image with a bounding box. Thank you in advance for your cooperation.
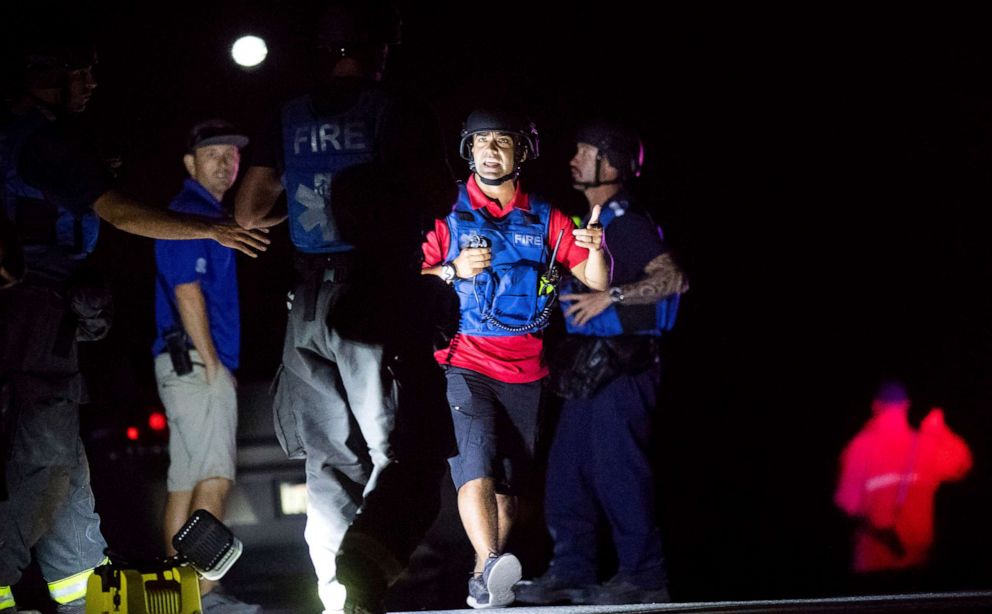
[9,31,98,115]
[20,36,97,90]
[575,121,644,184]
[459,108,540,162]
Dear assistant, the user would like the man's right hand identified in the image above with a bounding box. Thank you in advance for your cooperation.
[204,360,233,387]
[209,223,271,258]
[452,246,492,278]
[204,360,220,385]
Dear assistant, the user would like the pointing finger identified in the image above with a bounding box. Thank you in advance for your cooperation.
[587,204,602,226]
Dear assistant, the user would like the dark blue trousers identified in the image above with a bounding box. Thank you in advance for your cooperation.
[544,368,666,586]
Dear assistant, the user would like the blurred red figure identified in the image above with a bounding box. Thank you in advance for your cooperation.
[835,382,972,572]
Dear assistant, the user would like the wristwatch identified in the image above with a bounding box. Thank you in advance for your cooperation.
[608,286,625,304]
[440,263,456,284]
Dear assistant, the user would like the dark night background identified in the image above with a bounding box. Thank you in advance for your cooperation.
[6,1,992,607]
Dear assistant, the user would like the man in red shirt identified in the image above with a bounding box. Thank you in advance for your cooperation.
[835,381,972,576]
[422,108,608,608]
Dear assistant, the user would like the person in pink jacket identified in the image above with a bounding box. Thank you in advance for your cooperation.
[835,381,972,573]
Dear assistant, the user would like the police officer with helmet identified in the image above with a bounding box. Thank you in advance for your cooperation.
[516,121,688,605]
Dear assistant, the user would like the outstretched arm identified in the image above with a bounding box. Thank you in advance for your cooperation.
[93,189,270,257]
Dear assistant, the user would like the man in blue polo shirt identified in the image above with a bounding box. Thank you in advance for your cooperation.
[152,120,259,613]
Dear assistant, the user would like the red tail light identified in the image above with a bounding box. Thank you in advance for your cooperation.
[149,412,167,431]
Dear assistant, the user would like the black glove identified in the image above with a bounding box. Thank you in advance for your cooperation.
[68,280,114,342]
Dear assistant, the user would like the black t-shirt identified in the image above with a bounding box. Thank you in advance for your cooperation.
[605,207,667,285]
[602,200,668,332]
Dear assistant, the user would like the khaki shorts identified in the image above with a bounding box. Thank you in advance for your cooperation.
[154,351,237,492]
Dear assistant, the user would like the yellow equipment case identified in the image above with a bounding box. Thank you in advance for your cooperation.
[86,564,201,614]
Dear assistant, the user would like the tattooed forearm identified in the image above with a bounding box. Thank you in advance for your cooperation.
[617,253,689,305]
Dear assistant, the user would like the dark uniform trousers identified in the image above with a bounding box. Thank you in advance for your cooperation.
[544,368,666,586]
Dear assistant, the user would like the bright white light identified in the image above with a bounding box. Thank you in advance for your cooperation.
[232,36,267,68]
[279,482,308,515]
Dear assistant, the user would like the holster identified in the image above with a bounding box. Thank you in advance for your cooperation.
[67,283,114,343]
[549,336,659,400]
[50,269,115,359]
[164,328,193,376]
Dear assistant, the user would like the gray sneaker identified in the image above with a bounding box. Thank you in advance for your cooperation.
[467,574,489,609]
[201,586,263,613]
[466,553,522,609]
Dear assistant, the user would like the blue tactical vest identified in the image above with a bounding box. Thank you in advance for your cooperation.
[444,184,552,336]
[280,92,385,254]
[563,196,679,337]
[1,111,100,273]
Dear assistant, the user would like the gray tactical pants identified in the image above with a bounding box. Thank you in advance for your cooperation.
[273,270,448,612]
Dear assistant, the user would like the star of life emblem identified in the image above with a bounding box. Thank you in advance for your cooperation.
[294,173,338,242]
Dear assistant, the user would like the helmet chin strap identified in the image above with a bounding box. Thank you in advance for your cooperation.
[469,160,522,187]
[477,172,518,186]
[574,156,622,189]
[468,142,531,186]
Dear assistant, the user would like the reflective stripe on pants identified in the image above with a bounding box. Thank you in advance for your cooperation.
[47,557,105,605]
[0,585,15,610]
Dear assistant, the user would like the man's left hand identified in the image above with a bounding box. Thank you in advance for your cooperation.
[561,290,612,325]
[572,204,603,252]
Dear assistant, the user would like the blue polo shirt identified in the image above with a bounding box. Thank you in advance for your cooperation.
[151,178,240,370]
